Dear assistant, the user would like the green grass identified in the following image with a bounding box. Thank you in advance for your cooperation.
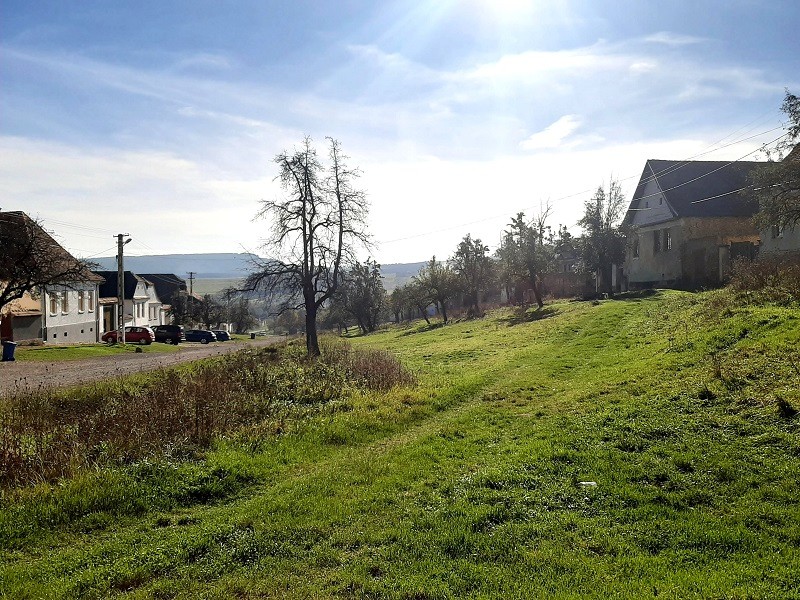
[14,341,181,361]
[1,289,799,598]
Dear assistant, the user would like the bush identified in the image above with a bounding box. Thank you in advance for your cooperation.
[729,254,800,304]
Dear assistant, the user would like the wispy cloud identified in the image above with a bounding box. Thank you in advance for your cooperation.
[520,115,583,150]
[643,31,708,46]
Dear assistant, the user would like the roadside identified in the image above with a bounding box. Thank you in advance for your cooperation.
[0,337,285,395]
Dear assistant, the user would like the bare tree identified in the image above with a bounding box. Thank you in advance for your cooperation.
[0,211,97,317]
[245,137,369,356]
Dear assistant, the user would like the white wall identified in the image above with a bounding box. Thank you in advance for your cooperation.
[43,282,101,344]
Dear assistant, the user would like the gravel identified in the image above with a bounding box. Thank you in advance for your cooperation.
[0,337,285,396]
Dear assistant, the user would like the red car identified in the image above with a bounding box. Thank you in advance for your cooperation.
[102,326,155,345]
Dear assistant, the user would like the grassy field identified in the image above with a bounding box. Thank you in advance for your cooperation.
[13,341,183,361]
[1,289,798,598]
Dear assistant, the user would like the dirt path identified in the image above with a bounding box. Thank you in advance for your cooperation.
[0,337,285,395]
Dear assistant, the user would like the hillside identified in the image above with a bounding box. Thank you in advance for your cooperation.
[92,253,425,292]
[1,289,798,597]
[92,253,259,279]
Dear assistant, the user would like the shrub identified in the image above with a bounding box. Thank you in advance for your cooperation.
[729,255,800,304]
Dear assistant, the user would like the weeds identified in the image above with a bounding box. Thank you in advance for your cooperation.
[0,342,414,488]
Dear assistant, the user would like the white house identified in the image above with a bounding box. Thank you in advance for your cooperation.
[96,271,166,331]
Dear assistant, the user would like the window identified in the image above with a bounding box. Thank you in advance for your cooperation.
[50,293,58,315]
[644,201,649,208]
[61,291,69,313]
[653,230,662,253]
[771,225,784,239]
[88,291,94,312]
[632,237,640,258]
[663,229,672,251]
[78,291,85,312]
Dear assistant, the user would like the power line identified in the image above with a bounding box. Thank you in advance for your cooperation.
[379,125,786,246]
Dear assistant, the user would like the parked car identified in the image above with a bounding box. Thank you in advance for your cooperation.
[153,324,185,345]
[102,326,155,345]
[184,329,217,344]
[212,330,231,341]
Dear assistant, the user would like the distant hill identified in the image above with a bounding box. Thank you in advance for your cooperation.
[92,253,425,292]
[93,253,259,279]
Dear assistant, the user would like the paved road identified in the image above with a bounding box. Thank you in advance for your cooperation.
[0,337,284,396]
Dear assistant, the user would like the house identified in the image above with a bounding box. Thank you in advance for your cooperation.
[759,145,800,256]
[95,271,167,331]
[0,211,103,344]
[622,159,762,290]
[137,273,188,314]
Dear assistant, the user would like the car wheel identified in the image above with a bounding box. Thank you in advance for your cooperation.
[172,338,179,345]
[139,339,147,345]
[200,338,209,344]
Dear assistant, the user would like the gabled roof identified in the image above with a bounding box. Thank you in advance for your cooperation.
[95,271,150,300]
[0,211,104,283]
[137,273,187,304]
[624,159,762,225]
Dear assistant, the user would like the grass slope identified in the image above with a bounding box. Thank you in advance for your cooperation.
[1,290,798,598]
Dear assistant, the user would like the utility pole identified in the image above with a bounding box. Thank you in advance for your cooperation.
[187,271,196,326]
[116,234,131,344]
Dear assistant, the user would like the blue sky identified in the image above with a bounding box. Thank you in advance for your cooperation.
[2,0,798,264]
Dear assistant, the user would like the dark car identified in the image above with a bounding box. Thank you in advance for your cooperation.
[153,324,185,345]
[184,329,217,344]
[212,330,231,341]
[102,326,155,345]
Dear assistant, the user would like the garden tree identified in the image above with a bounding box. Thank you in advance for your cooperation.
[246,137,369,357]
[228,296,258,334]
[578,178,627,295]
[169,292,192,326]
[195,294,225,329]
[334,259,385,334]
[414,256,459,323]
[752,90,800,229]
[0,211,97,317]
[449,234,492,317]
[496,206,554,308]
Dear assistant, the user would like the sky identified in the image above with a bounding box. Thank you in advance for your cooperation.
[2,0,799,265]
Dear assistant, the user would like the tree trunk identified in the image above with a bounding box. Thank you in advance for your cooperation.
[417,305,430,324]
[305,302,320,357]
[530,275,544,308]
[440,301,449,323]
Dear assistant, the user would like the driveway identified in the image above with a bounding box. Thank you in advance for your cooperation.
[0,337,285,396]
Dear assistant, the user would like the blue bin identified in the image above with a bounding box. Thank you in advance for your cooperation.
[1,341,17,362]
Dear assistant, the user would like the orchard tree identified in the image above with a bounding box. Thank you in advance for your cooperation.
[414,256,459,323]
[246,137,369,357]
[496,206,553,308]
[335,259,385,334]
[402,281,433,325]
[449,234,492,317]
[578,179,627,295]
[752,90,800,229]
